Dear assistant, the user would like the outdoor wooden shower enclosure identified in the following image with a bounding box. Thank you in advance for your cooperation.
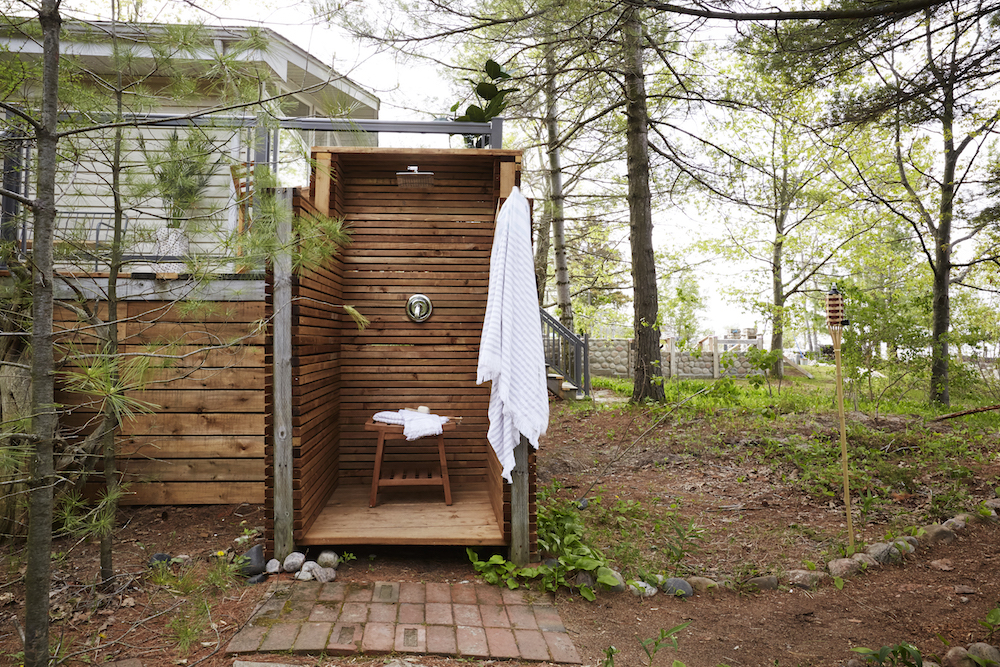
[264,147,538,555]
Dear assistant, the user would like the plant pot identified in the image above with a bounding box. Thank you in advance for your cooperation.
[152,227,188,273]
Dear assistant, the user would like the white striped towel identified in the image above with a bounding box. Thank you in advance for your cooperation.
[372,410,449,441]
[477,186,549,482]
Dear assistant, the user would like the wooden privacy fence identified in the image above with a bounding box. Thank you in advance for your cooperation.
[56,289,267,505]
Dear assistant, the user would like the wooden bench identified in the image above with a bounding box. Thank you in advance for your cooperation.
[365,420,456,507]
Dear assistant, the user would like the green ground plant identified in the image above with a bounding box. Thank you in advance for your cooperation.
[852,642,923,666]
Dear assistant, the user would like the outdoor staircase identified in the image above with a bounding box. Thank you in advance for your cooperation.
[540,309,590,399]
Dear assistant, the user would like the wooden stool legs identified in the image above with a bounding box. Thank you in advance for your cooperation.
[368,424,453,507]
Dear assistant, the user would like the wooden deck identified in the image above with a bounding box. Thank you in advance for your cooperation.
[301,484,505,546]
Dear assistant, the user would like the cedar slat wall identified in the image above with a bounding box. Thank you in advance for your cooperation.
[331,151,498,499]
[58,298,266,505]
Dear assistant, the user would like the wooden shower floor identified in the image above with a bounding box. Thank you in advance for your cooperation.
[300,484,505,546]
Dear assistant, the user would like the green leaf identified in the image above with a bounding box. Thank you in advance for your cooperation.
[464,105,486,122]
[579,585,596,601]
[476,82,499,100]
[484,59,504,80]
[573,557,602,571]
[833,577,845,590]
[596,567,620,587]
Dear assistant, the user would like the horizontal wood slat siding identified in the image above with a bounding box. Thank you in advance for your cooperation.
[57,298,266,505]
[334,150,499,493]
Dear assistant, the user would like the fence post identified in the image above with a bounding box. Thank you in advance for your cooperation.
[272,187,294,561]
[668,337,677,379]
[713,336,720,379]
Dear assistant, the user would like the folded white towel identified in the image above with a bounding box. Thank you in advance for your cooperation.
[373,410,448,441]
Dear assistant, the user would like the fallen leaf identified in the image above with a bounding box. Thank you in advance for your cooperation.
[121,596,136,607]
[0,592,14,606]
[930,559,954,571]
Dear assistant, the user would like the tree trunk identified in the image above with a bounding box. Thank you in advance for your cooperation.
[533,172,551,305]
[929,84,955,406]
[24,2,61,664]
[623,6,664,403]
[771,221,785,379]
[100,42,127,585]
[545,51,573,331]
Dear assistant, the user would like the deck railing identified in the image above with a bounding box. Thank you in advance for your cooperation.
[540,308,590,398]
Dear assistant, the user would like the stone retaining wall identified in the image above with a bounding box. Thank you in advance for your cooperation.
[589,338,759,380]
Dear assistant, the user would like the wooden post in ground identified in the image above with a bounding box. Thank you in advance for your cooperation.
[713,337,720,379]
[272,187,294,560]
[510,435,530,566]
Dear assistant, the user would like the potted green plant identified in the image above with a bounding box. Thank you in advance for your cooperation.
[145,130,220,272]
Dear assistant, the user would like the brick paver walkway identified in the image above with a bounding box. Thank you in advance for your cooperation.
[226,580,581,663]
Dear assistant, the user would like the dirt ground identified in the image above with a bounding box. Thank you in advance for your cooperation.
[2,399,999,667]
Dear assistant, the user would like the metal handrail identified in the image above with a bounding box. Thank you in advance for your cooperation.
[539,308,590,397]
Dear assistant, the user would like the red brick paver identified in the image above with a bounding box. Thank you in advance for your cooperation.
[395,624,427,653]
[514,628,552,661]
[327,623,363,656]
[361,622,395,654]
[507,603,538,629]
[545,630,583,663]
[225,625,266,654]
[485,626,521,658]
[293,622,332,651]
[368,602,398,623]
[399,582,426,603]
[426,625,457,655]
[399,602,425,624]
[426,582,451,603]
[259,623,300,652]
[453,603,482,626]
[456,625,490,657]
[451,583,478,604]
[425,602,453,625]
[480,603,510,627]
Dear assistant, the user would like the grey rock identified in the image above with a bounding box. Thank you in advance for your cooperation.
[967,643,1000,665]
[266,558,281,574]
[827,558,863,578]
[943,516,967,531]
[851,553,878,568]
[899,535,919,549]
[867,542,902,564]
[282,551,306,573]
[312,567,337,583]
[745,575,778,591]
[660,578,693,598]
[316,550,340,569]
[922,661,941,667]
[294,568,315,581]
[246,573,269,585]
[985,498,1000,510]
[148,552,172,568]
[844,660,865,667]
[954,513,978,525]
[572,571,595,589]
[686,577,718,594]
[301,560,319,573]
[893,539,916,555]
[601,569,627,593]
[942,646,974,667]
[922,524,956,545]
[240,544,266,577]
[629,581,657,597]
[784,569,828,590]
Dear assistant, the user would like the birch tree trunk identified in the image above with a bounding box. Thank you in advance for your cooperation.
[545,50,573,331]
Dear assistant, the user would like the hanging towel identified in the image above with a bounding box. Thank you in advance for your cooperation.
[477,186,549,482]
[372,410,448,441]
